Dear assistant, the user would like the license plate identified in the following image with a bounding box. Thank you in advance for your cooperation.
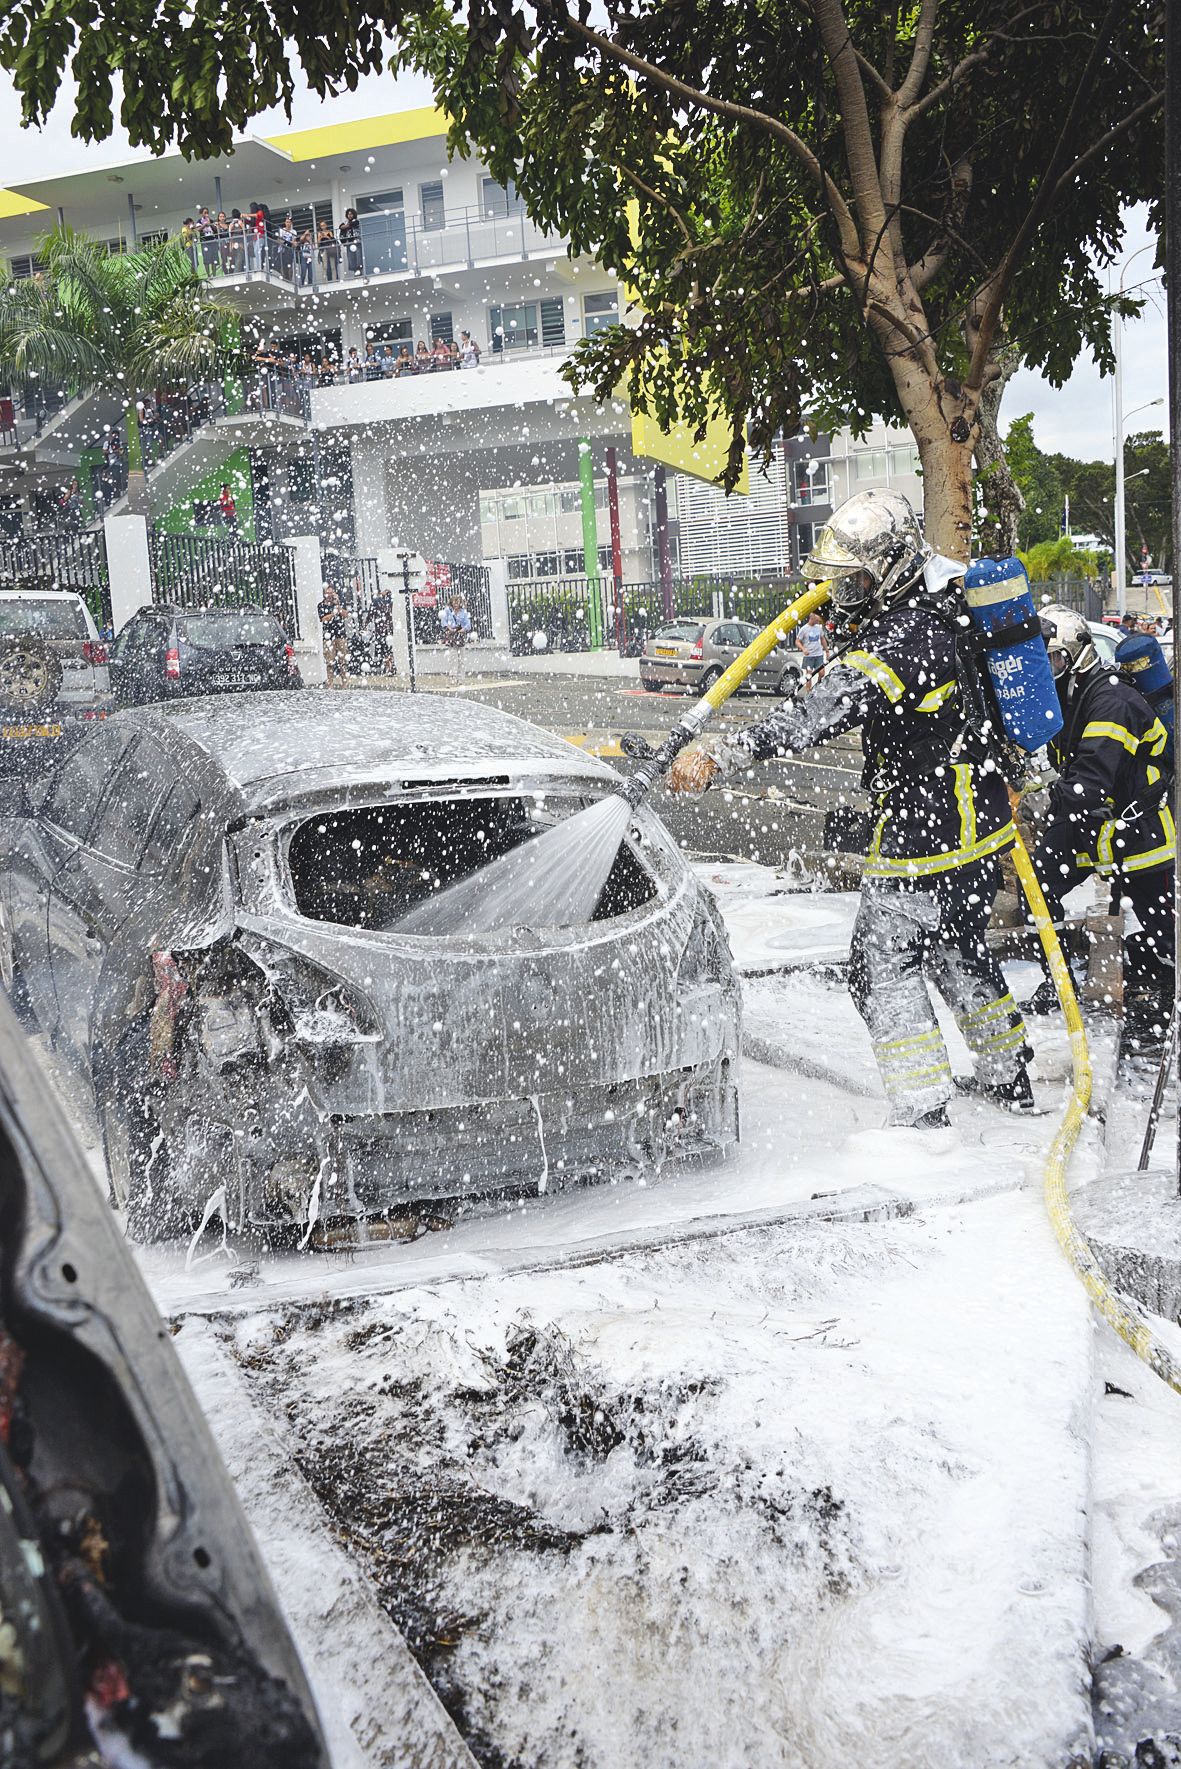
[653,647,679,657]
[2,722,63,740]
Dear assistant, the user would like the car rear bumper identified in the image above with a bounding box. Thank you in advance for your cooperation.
[243,1057,739,1225]
[640,656,705,688]
[0,703,112,771]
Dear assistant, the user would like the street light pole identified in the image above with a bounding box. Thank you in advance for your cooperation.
[1166,0,1180,1182]
[1112,245,1157,616]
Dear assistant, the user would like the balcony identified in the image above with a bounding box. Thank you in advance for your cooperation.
[308,345,577,433]
[192,205,567,307]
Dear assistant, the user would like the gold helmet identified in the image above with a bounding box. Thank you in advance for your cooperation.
[803,489,931,617]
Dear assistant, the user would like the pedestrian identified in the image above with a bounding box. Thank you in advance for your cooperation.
[668,488,1036,1128]
[339,208,362,276]
[318,586,349,687]
[439,593,472,672]
[459,329,481,369]
[317,219,340,283]
[1029,606,1175,1079]
[795,608,829,689]
[218,481,237,533]
[277,213,297,280]
[370,582,394,675]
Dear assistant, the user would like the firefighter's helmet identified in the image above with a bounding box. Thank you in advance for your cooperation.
[801,489,932,618]
[1038,604,1098,679]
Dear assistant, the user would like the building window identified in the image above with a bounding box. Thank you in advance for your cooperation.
[887,444,920,478]
[582,290,620,336]
[429,311,454,344]
[501,496,525,521]
[562,548,584,574]
[534,551,559,578]
[796,523,815,561]
[288,459,317,505]
[482,178,526,218]
[598,546,613,573]
[479,494,497,527]
[356,190,404,214]
[559,487,581,514]
[364,319,413,348]
[540,298,566,349]
[420,181,445,232]
[506,555,532,579]
[527,491,556,518]
[7,255,44,281]
[854,448,888,481]
[489,302,538,351]
[791,460,831,505]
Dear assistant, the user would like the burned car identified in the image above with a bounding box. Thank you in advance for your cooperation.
[0,692,739,1241]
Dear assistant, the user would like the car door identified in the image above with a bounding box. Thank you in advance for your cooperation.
[45,727,153,1059]
[111,619,165,706]
[0,769,61,1030]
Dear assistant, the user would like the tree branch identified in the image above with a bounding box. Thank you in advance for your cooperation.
[1048,89,1164,205]
[895,0,939,107]
[808,0,890,257]
[613,162,695,250]
[557,10,862,261]
[902,2,1050,120]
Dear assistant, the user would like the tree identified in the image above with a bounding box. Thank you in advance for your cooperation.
[1004,414,1065,551]
[0,0,1163,553]
[0,229,239,513]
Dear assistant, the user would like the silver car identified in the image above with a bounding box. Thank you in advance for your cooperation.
[640,617,804,695]
[0,588,112,772]
[0,692,740,1241]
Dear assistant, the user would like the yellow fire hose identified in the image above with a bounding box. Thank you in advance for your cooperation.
[629,585,1181,1396]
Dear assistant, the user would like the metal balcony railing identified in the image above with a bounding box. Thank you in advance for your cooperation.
[187,204,563,297]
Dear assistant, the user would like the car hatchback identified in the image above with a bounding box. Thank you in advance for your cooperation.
[0,590,111,773]
[110,604,301,704]
[639,617,802,695]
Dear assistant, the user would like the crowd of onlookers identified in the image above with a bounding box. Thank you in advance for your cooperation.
[180,204,366,283]
[249,330,483,393]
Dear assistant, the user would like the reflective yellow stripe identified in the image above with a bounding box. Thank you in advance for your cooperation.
[1121,807,1176,873]
[863,820,1017,879]
[1145,718,1169,758]
[959,992,1021,1029]
[916,678,957,713]
[952,763,977,851]
[1081,720,1139,755]
[845,650,906,703]
[877,1029,946,1055]
[1096,818,1116,871]
[1147,765,1161,786]
[867,810,887,862]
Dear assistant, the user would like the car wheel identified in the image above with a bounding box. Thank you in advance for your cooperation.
[639,676,661,693]
[0,897,30,1017]
[697,666,723,695]
[776,665,803,696]
[99,1037,194,1243]
[0,637,62,716]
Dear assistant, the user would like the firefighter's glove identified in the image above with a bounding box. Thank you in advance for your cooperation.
[667,745,720,795]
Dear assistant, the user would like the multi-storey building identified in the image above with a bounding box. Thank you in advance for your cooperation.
[0,108,925,588]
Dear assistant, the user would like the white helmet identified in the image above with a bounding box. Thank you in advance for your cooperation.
[802,489,932,618]
[1039,604,1097,679]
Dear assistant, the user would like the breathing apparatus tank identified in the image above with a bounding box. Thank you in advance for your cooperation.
[1116,630,1175,770]
[962,556,1063,752]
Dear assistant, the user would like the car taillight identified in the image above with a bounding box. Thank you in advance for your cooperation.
[165,645,181,679]
[689,639,703,659]
[285,642,297,676]
[82,640,108,665]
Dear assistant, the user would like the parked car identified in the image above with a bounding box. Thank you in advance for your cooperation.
[109,603,301,704]
[640,618,803,695]
[0,589,111,773]
[0,692,740,1242]
[1131,570,1172,588]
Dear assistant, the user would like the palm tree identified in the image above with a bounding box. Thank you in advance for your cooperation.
[0,226,242,514]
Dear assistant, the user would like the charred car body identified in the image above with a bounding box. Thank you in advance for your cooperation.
[0,692,740,1240]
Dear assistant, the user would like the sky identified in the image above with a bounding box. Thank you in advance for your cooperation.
[0,67,1166,472]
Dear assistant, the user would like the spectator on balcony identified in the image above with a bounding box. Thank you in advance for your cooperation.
[197,208,218,275]
[415,339,431,370]
[226,210,245,273]
[363,344,380,379]
[316,220,340,283]
[459,330,482,370]
[277,213,297,280]
[297,229,315,286]
[431,336,451,368]
[214,212,232,272]
[379,344,397,377]
[218,482,238,534]
[318,355,336,387]
[339,209,362,276]
[345,347,363,383]
[298,354,317,390]
[394,344,413,376]
[448,339,461,367]
[318,586,349,687]
[247,200,268,271]
[179,217,198,268]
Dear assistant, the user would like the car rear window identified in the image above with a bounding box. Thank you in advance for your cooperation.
[653,624,704,644]
[177,612,283,649]
[0,599,88,640]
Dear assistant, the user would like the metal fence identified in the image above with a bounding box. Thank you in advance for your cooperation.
[151,531,299,637]
[0,530,111,630]
[507,573,809,655]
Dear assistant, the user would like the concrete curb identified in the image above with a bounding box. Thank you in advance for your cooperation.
[1072,1169,1181,1325]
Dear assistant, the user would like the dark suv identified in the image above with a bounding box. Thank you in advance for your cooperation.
[109,604,301,704]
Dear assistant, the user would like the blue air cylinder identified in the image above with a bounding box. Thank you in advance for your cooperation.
[963,557,1064,751]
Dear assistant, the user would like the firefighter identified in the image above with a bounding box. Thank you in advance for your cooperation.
[668,488,1035,1128]
[1028,605,1175,1073]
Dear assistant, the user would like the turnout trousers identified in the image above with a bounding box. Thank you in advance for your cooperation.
[849,857,1029,1125]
